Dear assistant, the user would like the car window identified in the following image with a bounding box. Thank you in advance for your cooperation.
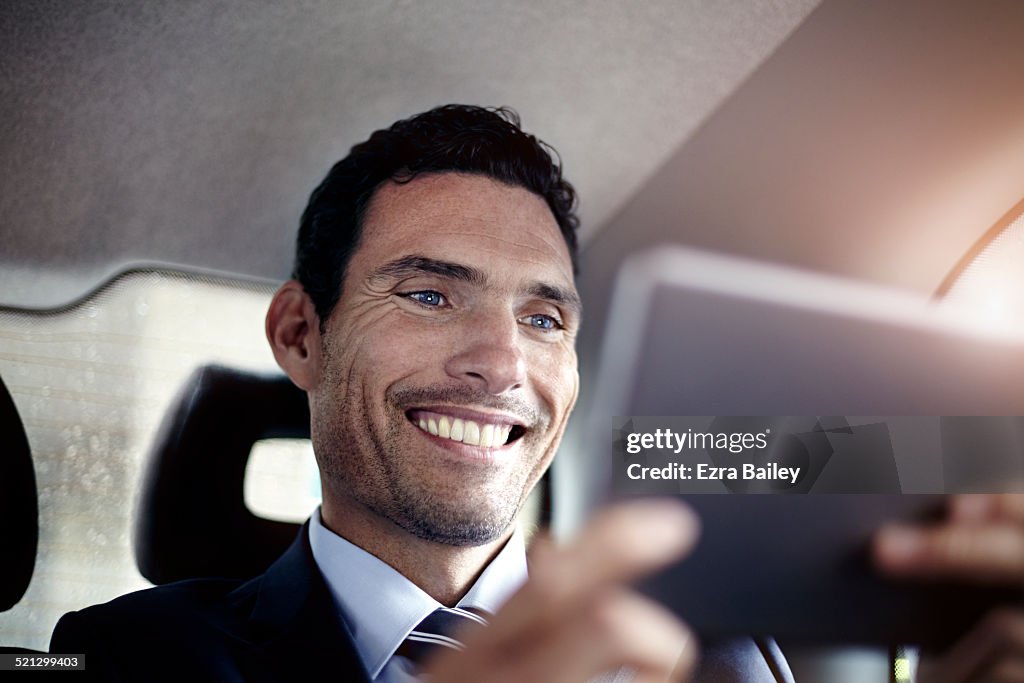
[0,270,289,651]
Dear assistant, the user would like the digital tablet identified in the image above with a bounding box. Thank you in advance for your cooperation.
[637,494,1017,647]
[583,246,1024,645]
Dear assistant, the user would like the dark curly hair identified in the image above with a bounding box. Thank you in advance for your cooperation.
[293,104,580,325]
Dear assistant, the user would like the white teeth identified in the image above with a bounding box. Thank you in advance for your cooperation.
[463,421,481,446]
[480,424,495,448]
[415,414,516,448]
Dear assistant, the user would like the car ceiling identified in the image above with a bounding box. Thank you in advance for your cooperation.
[578,0,1024,354]
[3,0,1023,312]
[1,0,819,309]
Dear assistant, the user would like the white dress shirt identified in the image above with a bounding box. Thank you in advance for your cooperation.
[309,508,528,682]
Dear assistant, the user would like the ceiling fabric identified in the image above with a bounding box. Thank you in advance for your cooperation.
[1,0,818,309]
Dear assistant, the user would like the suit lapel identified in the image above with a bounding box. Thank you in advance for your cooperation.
[241,524,371,683]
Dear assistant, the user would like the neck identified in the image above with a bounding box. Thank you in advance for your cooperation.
[320,498,511,606]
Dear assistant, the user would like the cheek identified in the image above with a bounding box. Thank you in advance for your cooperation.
[534,348,579,416]
[558,367,580,423]
[328,316,446,395]
[565,365,580,410]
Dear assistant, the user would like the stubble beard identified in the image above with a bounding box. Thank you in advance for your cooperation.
[314,388,541,547]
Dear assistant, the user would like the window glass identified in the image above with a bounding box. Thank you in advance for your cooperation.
[0,271,285,650]
[245,439,321,523]
[942,210,1024,328]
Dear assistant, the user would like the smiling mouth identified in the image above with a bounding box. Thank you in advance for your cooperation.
[406,409,527,448]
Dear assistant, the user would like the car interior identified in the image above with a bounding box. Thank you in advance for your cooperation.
[3,1,1024,680]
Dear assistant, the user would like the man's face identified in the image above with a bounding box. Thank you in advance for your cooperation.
[309,172,580,546]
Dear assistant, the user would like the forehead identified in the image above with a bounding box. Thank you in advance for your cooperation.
[354,173,575,286]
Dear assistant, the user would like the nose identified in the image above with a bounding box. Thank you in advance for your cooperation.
[445,311,527,395]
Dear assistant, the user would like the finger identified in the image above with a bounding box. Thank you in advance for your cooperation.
[982,657,1024,683]
[525,529,556,573]
[492,499,698,638]
[919,609,1024,683]
[874,523,1024,583]
[556,499,699,590]
[429,587,695,683]
[514,589,694,683]
[953,495,1024,525]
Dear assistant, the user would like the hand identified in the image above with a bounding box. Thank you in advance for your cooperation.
[423,499,700,683]
[875,494,1024,682]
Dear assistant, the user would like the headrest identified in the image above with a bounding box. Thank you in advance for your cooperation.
[135,365,309,585]
[0,375,38,611]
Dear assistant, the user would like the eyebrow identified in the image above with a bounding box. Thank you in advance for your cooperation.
[371,255,485,284]
[372,254,582,315]
[528,282,583,317]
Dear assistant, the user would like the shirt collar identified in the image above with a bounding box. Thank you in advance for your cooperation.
[308,508,527,679]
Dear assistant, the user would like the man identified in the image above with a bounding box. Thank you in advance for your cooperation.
[50,105,1024,682]
[50,104,703,682]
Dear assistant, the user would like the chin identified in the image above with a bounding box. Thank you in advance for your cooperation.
[388,495,519,547]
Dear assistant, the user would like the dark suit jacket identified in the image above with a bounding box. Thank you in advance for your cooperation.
[50,528,370,682]
[51,527,791,682]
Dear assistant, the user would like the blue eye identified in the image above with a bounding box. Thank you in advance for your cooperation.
[522,314,561,331]
[406,291,446,307]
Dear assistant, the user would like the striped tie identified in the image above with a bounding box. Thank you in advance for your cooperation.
[397,606,489,666]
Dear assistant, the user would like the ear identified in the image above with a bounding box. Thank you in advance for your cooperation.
[266,280,321,390]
